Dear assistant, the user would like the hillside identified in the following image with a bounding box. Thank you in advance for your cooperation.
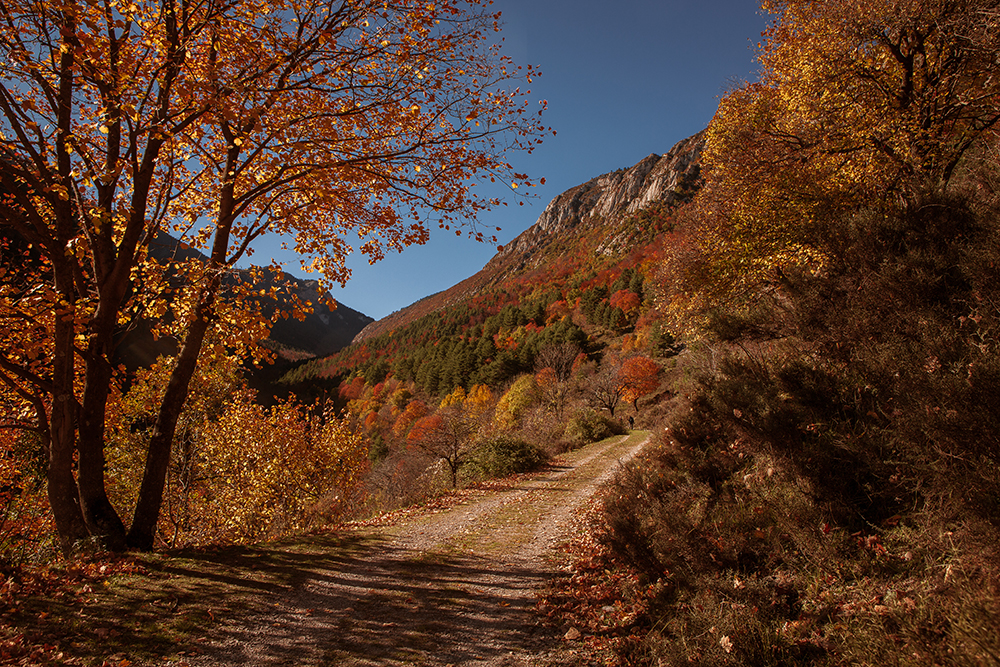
[280,131,702,395]
[351,131,704,344]
[115,233,374,371]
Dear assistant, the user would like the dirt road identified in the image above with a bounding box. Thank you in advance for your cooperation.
[154,432,648,666]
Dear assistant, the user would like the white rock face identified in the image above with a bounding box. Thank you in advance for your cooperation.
[353,131,706,343]
[493,131,705,266]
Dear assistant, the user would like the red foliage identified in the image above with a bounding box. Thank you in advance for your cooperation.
[393,399,429,438]
[546,300,572,323]
[619,357,660,406]
[609,290,641,314]
[339,376,366,401]
[407,414,445,444]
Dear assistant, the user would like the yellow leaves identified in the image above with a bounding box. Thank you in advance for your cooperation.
[109,360,369,547]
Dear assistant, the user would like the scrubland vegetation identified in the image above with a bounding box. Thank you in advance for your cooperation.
[539,1,1000,664]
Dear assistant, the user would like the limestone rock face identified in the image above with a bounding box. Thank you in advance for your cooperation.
[488,130,704,271]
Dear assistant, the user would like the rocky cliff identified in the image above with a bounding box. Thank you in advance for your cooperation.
[351,131,705,343]
[484,130,704,279]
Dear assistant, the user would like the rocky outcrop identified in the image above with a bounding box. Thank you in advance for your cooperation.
[352,130,705,344]
[537,131,702,235]
[484,130,704,274]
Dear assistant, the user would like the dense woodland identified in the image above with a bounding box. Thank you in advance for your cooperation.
[2,0,1000,664]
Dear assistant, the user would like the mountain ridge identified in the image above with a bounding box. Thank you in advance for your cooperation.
[115,234,374,371]
[352,130,705,344]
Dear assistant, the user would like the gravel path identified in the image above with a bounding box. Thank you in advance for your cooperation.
[183,432,649,667]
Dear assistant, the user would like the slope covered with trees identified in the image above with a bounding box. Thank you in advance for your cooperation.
[541,2,1000,664]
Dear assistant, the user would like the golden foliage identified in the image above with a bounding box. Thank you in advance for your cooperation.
[687,0,1000,306]
[0,0,547,549]
[108,358,367,547]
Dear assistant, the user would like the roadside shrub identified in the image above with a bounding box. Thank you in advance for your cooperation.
[579,194,1000,666]
[0,431,55,567]
[467,436,547,480]
[108,360,370,548]
[565,409,626,446]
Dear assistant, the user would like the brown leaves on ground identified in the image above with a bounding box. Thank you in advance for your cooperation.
[0,556,145,666]
[537,499,657,666]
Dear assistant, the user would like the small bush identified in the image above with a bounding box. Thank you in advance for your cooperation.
[565,409,626,446]
[468,436,547,479]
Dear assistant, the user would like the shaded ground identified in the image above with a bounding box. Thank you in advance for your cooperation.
[7,432,648,666]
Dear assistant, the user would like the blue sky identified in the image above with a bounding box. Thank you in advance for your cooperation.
[271,1,769,321]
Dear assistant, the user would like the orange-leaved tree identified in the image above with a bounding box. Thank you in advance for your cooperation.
[690,0,1000,303]
[619,355,660,413]
[0,0,547,552]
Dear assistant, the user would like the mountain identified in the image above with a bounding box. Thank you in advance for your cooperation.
[115,234,373,370]
[280,130,705,393]
[352,131,704,344]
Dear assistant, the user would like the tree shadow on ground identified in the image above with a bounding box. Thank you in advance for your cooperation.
[11,532,570,666]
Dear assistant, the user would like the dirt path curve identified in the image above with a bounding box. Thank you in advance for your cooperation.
[181,431,649,667]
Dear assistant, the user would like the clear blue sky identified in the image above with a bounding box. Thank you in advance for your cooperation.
[269,1,769,321]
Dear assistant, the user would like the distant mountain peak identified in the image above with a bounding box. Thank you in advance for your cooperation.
[118,233,373,369]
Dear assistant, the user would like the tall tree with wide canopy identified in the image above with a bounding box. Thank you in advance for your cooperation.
[0,0,547,551]
[690,0,1000,301]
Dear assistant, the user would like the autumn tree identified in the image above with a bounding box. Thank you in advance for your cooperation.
[535,342,580,417]
[691,0,1000,301]
[0,0,547,552]
[407,408,476,488]
[618,355,660,413]
[589,365,625,419]
[494,374,540,430]
[586,354,659,419]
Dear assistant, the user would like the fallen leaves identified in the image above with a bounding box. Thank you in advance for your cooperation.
[0,555,146,665]
[536,497,653,663]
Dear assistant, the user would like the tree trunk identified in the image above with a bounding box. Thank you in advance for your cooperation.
[48,273,89,554]
[75,266,139,551]
[126,102,243,551]
[77,350,127,550]
[126,288,216,551]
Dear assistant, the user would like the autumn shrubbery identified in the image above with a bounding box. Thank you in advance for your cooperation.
[0,431,55,567]
[466,435,547,480]
[108,357,369,548]
[564,409,626,447]
[592,392,1000,665]
[570,2,1000,658]
[584,191,1000,664]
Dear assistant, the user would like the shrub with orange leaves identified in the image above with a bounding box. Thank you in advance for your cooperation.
[609,290,641,316]
[107,358,368,547]
[0,430,54,565]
